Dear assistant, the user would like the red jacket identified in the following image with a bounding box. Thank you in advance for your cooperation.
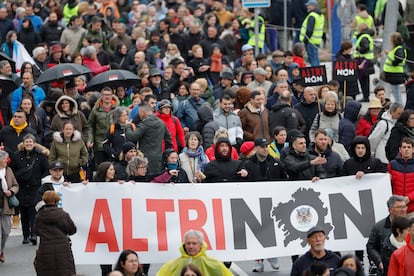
[82,56,109,76]
[156,112,185,152]
[388,235,414,276]
[205,144,239,161]
[356,115,377,137]
[388,155,414,213]
[292,55,306,68]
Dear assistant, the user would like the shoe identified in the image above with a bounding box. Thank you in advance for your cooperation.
[0,252,4,263]
[30,236,37,246]
[22,238,29,244]
[252,260,264,272]
[268,257,279,270]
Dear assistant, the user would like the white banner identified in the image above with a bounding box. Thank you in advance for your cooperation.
[61,173,391,264]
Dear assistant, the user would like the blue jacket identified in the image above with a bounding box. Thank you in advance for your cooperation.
[11,85,46,114]
[177,96,206,131]
[339,100,361,153]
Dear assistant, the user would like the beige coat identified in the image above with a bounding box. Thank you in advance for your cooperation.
[2,167,19,215]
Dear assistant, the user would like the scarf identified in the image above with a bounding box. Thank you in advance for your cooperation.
[210,53,223,72]
[405,126,414,139]
[182,146,209,172]
[10,119,28,135]
[0,167,7,192]
[390,233,406,249]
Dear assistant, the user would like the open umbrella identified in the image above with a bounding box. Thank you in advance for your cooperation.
[37,63,92,84]
[0,77,18,96]
[85,69,140,92]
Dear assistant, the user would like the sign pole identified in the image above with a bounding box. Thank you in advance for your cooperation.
[254,8,259,55]
[343,80,347,108]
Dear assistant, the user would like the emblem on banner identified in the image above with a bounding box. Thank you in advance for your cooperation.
[271,188,333,247]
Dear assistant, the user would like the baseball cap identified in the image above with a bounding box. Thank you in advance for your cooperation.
[49,161,64,170]
[307,226,326,238]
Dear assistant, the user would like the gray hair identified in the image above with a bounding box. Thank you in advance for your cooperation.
[126,156,148,176]
[324,91,339,103]
[23,133,37,143]
[390,102,404,113]
[111,106,130,123]
[0,60,9,70]
[387,195,406,209]
[80,46,96,59]
[0,150,8,161]
[184,229,204,244]
[138,102,153,114]
[32,47,45,59]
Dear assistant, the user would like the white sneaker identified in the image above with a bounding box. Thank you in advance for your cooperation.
[268,257,279,270]
[252,260,264,272]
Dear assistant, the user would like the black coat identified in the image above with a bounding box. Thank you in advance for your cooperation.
[341,136,387,175]
[283,148,327,180]
[245,154,287,181]
[35,205,77,276]
[204,138,245,182]
[366,216,392,267]
[269,102,298,134]
[10,148,48,206]
[386,122,411,161]
[294,100,320,138]
[103,123,132,161]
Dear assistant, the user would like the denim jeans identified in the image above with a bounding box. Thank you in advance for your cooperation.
[305,42,320,66]
[391,84,402,104]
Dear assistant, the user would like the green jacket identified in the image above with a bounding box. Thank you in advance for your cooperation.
[156,242,233,276]
[87,95,119,152]
[126,114,172,173]
[49,130,88,176]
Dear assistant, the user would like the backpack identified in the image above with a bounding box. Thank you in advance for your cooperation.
[368,118,389,137]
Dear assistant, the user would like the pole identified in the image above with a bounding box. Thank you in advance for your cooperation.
[327,0,332,60]
[254,8,260,55]
[283,0,287,51]
[380,1,399,70]
[343,80,347,108]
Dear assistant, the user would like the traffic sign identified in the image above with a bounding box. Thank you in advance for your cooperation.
[242,0,271,8]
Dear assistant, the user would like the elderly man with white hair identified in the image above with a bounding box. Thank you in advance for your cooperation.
[157,230,233,276]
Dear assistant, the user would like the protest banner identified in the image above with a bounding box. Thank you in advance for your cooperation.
[61,173,391,264]
[332,60,359,81]
[299,65,327,86]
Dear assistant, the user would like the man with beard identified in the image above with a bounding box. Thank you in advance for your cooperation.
[309,129,343,178]
[60,15,86,56]
[204,137,248,182]
[38,12,64,44]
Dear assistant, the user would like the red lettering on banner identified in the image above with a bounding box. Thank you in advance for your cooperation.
[178,199,212,249]
[212,199,225,249]
[85,199,119,252]
[146,199,175,251]
[122,199,148,251]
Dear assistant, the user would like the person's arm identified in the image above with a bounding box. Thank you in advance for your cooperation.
[393,46,406,66]
[368,120,386,155]
[308,113,319,142]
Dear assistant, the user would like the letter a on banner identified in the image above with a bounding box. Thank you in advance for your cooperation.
[300,65,328,86]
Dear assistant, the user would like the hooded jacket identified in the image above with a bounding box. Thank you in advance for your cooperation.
[156,242,233,276]
[341,136,386,176]
[49,130,89,176]
[156,112,185,152]
[369,111,396,163]
[339,100,361,153]
[387,234,414,276]
[386,121,412,162]
[87,95,119,152]
[204,137,245,182]
[50,95,88,142]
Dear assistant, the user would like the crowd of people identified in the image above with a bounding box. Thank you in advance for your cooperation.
[0,0,413,275]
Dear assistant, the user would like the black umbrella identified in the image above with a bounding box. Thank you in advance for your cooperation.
[85,69,140,92]
[0,52,16,72]
[0,77,18,96]
[37,63,92,84]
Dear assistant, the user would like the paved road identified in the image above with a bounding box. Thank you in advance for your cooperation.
[2,227,294,275]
